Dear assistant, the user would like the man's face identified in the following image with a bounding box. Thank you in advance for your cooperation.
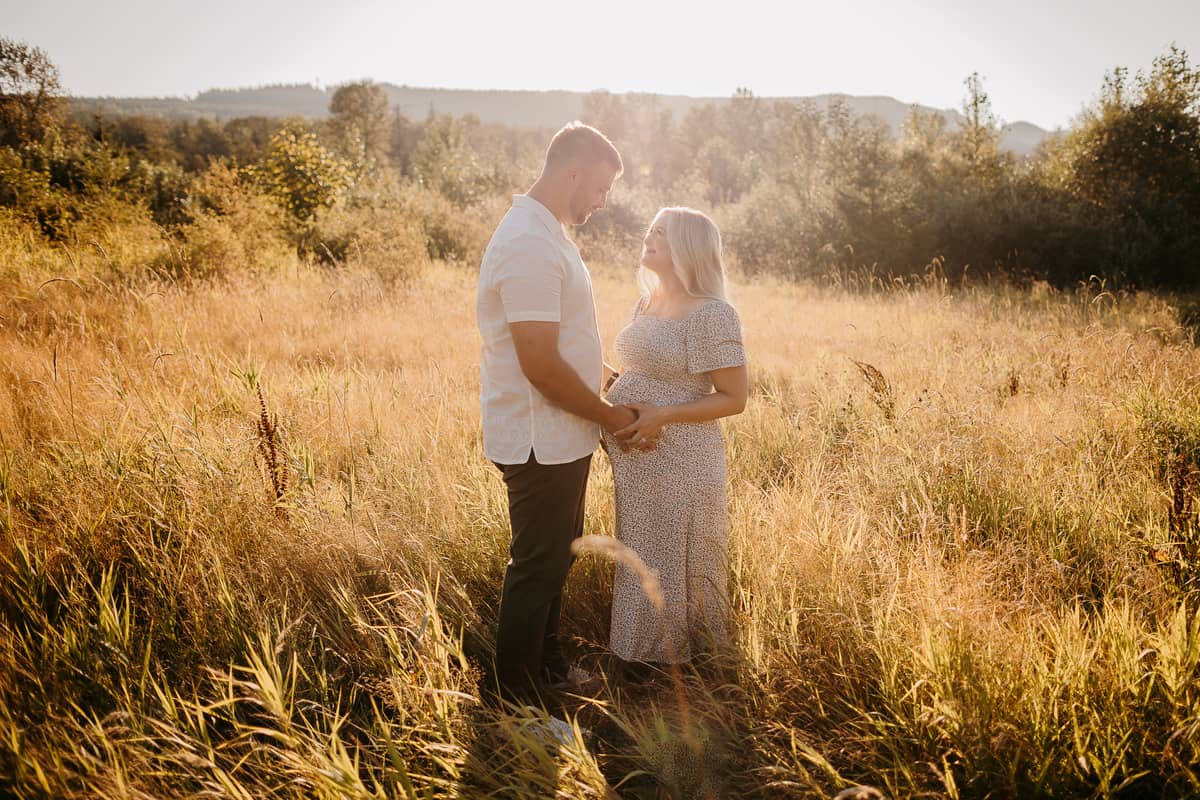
[567,163,619,225]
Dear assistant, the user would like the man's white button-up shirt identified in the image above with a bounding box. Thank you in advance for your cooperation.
[476,195,603,465]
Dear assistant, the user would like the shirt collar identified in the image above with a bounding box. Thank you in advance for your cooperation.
[513,194,570,241]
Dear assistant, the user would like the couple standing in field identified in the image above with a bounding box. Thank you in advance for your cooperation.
[476,122,748,703]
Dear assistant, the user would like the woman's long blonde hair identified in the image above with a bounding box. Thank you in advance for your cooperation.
[638,206,729,302]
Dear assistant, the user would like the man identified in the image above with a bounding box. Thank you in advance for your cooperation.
[476,121,636,702]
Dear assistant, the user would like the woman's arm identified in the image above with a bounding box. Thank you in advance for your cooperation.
[613,364,748,444]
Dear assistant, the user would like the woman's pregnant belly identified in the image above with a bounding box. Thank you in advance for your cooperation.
[603,370,725,478]
[606,370,706,407]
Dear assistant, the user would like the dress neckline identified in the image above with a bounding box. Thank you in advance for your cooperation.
[637,297,719,322]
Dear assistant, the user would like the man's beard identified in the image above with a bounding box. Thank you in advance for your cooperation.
[569,193,592,225]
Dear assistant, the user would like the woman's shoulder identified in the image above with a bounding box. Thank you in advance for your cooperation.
[685,297,746,371]
[690,298,740,325]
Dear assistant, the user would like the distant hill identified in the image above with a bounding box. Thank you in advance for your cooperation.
[70,84,1050,155]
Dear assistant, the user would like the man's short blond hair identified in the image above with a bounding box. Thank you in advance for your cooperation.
[544,121,623,175]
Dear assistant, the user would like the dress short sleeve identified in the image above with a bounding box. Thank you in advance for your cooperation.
[686,300,746,374]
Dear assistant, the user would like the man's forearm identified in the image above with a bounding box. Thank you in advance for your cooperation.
[525,357,619,427]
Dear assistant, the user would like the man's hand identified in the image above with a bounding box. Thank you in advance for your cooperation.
[614,402,669,451]
[607,404,664,452]
[602,404,638,452]
[604,404,637,434]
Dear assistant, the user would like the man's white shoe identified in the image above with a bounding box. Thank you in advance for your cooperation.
[528,716,587,748]
[546,664,600,692]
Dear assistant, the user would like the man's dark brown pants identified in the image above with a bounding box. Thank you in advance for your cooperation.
[493,451,591,701]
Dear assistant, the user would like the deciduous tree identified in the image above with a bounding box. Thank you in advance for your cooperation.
[329,81,392,175]
[0,37,67,148]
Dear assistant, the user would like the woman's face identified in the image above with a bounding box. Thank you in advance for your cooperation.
[640,213,673,274]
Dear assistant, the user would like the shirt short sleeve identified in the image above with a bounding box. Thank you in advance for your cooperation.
[493,235,564,323]
[686,300,747,374]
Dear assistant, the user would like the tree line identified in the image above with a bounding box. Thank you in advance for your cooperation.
[1,37,1198,289]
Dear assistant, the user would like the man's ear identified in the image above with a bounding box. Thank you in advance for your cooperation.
[566,165,579,183]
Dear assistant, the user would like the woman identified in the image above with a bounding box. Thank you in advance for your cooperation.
[602,206,749,666]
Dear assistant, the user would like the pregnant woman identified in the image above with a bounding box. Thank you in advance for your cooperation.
[603,206,749,667]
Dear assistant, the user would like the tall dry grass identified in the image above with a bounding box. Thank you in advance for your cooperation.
[2,219,1200,798]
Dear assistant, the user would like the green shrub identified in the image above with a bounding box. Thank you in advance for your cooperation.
[124,159,193,227]
[0,142,133,240]
[409,114,515,206]
[301,203,428,285]
[721,178,827,277]
[393,182,490,265]
[0,146,52,211]
[175,163,290,279]
[1045,46,1200,287]
[250,123,351,225]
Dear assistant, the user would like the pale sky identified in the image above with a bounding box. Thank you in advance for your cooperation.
[4,0,1198,130]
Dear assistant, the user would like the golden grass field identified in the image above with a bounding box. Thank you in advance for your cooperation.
[2,233,1200,797]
